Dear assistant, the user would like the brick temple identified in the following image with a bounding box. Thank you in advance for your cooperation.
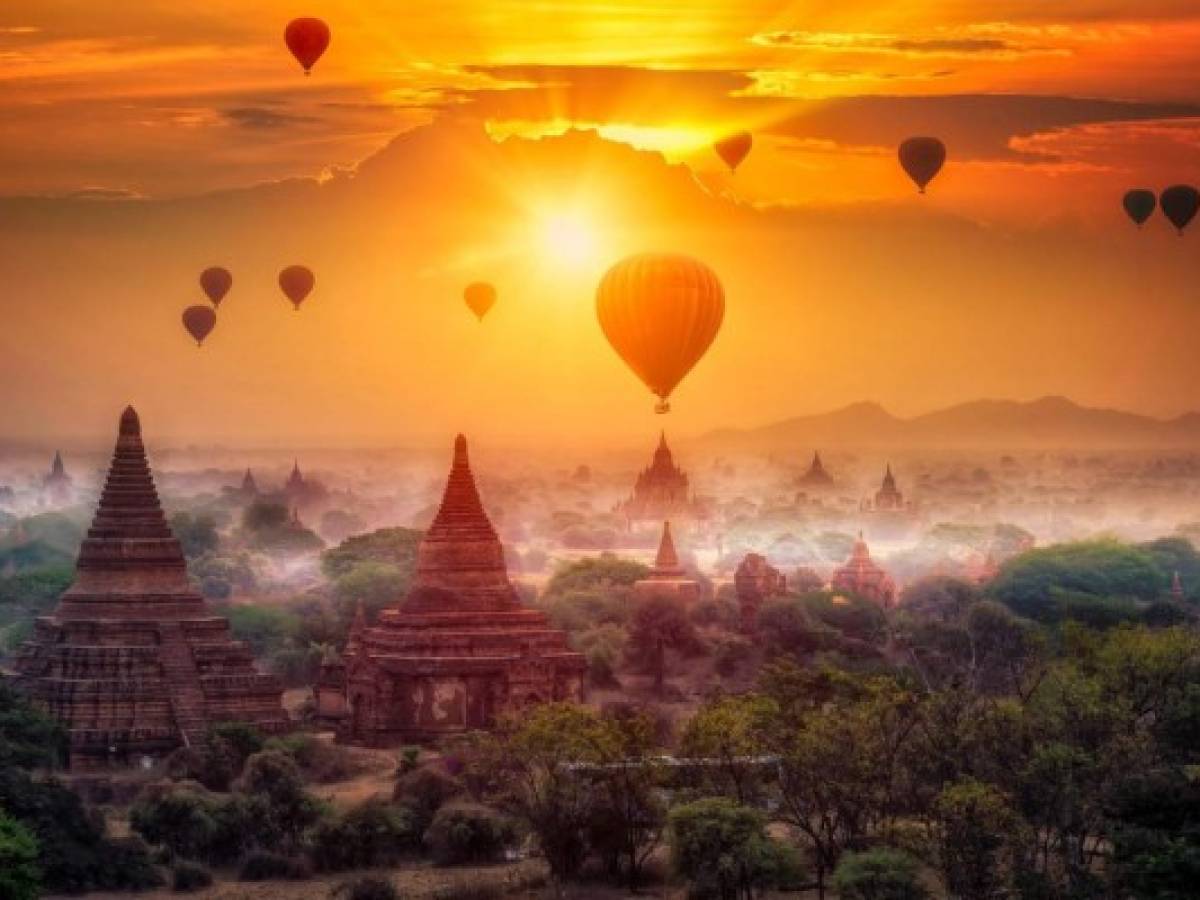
[14,407,286,769]
[830,534,897,607]
[632,521,701,606]
[619,432,702,523]
[318,435,584,745]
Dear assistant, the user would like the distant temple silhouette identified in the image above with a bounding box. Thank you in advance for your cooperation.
[620,433,702,523]
[632,521,702,606]
[798,451,834,489]
[317,435,584,745]
[831,534,896,608]
[43,450,73,505]
[872,464,904,510]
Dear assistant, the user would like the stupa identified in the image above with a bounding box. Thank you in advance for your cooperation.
[632,522,702,606]
[734,553,787,633]
[14,407,286,769]
[830,534,896,607]
[318,435,584,745]
[798,452,834,489]
[43,450,74,505]
[619,432,700,523]
[872,465,904,510]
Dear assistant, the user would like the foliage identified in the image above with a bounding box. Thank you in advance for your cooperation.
[832,848,929,900]
[900,576,980,621]
[933,779,1025,900]
[170,511,219,559]
[332,562,406,621]
[669,797,803,900]
[626,594,700,693]
[171,860,213,892]
[222,603,300,656]
[543,587,629,635]
[235,749,326,849]
[393,764,466,831]
[543,553,649,600]
[0,811,41,900]
[242,501,290,533]
[322,527,423,579]
[309,799,418,872]
[799,590,889,644]
[0,678,67,768]
[756,597,831,658]
[424,801,516,866]
[332,875,399,900]
[238,850,310,881]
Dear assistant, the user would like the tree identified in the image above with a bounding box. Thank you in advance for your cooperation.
[0,678,67,768]
[321,527,422,580]
[332,562,406,622]
[669,798,801,900]
[832,848,929,900]
[0,811,40,900]
[900,576,980,622]
[170,512,219,559]
[626,594,698,694]
[542,553,649,600]
[242,501,289,533]
[678,695,773,804]
[236,750,325,850]
[934,779,1025,900]
[1108,769,1200,900]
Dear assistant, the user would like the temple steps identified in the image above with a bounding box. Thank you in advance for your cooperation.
[156,621,209,747]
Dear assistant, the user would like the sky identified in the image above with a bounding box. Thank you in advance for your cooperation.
[1,1,1199,449]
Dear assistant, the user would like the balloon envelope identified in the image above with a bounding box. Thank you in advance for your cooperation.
[713,132,752,173]
[1160,185,1200,235]
[284,17,330,74]
[279,265,315,310]
[463,282,496,321]
[1122,189,1156,227]
[182,305,217,346]
[898,137,946,193]
[595,253,725,413]
[199,267,232,306]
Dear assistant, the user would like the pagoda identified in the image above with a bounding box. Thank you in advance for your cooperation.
[43,450,74,505]
[632,522,702,606]
[872,464,904,511]
[240,468,258,498]
[318,435,584,745]
[14,407,286,769]
[734,553,787,633]
[619,432,700,523]
[798,452,834,489]
[830,534,896,607]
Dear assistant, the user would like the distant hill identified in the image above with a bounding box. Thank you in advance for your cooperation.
[695,396,1200,451]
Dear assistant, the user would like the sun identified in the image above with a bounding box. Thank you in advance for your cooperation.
[538,210,601,268]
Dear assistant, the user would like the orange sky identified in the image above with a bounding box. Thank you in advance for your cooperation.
[1,2,1199,448]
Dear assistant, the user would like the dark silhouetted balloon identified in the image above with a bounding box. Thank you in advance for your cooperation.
[1122,189,1156,228]
[284,18,330,74]
[199,267,232,307]
[596,253,725,414]
[714,132,752,173]
[183,305,217,346]
[1160,185,1200,235]
[463,282,496,321]
[898,137,946,193]
[279,265,315,310]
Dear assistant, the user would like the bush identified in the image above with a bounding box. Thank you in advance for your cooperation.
[171,861,213,893]
[130,783,221,861]
[265,733,366,783]
[309,800,418,872]
[394,764,465,830]
[0,811,41,900]
[712,634,754,676]
[424,801,516,866]
[239,851,309,881]
[832,848,929,900]
[333,876,398,900]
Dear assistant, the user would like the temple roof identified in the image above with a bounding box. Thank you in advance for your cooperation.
[425,435,499,543]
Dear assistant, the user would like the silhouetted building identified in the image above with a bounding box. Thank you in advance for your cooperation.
[632,521,702,606]
[43,451,73,505]
[798,451,834,489]
[240,468,258,497]
[620,432,701,523]
[830,534,896,608]
[873,464,904,510]
[735,553,787,633]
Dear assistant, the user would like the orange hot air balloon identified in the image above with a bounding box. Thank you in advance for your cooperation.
[182,305,217,346]
[199,267,232,307]
[284,17,330,75]
[595,253,725,414]
[898,136,946,193]
[278,265,315,310]
[714,132,752,173]
[463,282,496,321]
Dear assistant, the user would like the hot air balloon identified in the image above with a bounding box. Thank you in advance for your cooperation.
[463,282,496,321]
[595,253,725,414]
[278,265,315,311]
[1160,185,1200,235]
[1122,190,1156,228]
[284,17,330,75]
[182,305,217,347]
[713,132,752,173]
[199,267,232,307]
[898,137,946,193]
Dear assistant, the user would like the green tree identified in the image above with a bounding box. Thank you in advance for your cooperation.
[626,594,698,694]
[678,694,773,803]
[321,527,422,580]
[0,678,67,768]
[933,779,1025,900]
[0,811,40,900]
[832,848,929,900]
[170,511,219,559]
[542,553,649,600]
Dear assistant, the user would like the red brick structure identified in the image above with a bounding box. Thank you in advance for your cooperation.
[320,435,584,745]
[830,534,897,607]
[14,407,286,769]
[734,553,787,633]
[632,521,702,606]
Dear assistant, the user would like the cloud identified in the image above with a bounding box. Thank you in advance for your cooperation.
[222,106,319,130]
[61,186,142,200]
[750,29,1068,59]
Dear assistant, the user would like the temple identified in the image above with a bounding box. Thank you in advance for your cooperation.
[734,553,787,633]
[872,465,905,511]
[240,468,258,498]
[317,435,585,745]
[632,522,702,606]
[14,407,286,769]
[43,450,73,505]
[798,452,834,489]
[619,432,701,523]
[830,534,896,607]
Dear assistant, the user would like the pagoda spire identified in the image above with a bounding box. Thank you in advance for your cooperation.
[425,435,498,542]
[653,521,684,575]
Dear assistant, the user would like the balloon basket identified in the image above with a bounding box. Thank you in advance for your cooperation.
[655,401,671,415]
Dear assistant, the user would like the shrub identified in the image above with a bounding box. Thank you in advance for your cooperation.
[265,733,365,783]
[397,745,422,774]
[424,801,516,866]
[130,784,221,861]
[239,851,309,881]
[171,861,213,893]
[394,764,465,830]
[832,848,929,900]
[309,800,418,872]
[0,811,41,900]
[333,875,398,900]
[712,634,754,676]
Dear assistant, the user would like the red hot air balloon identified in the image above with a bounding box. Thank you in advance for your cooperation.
[463,282,496,321]
[182,305,217,347]
[284,17,330,75]
[1122,190,1156,229]
[1160,185,1200,236]
[713,132,752,173]
[595,253,725,414]
[199,267,232,307]
[898,137,947,193]
[279,265,315,310]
